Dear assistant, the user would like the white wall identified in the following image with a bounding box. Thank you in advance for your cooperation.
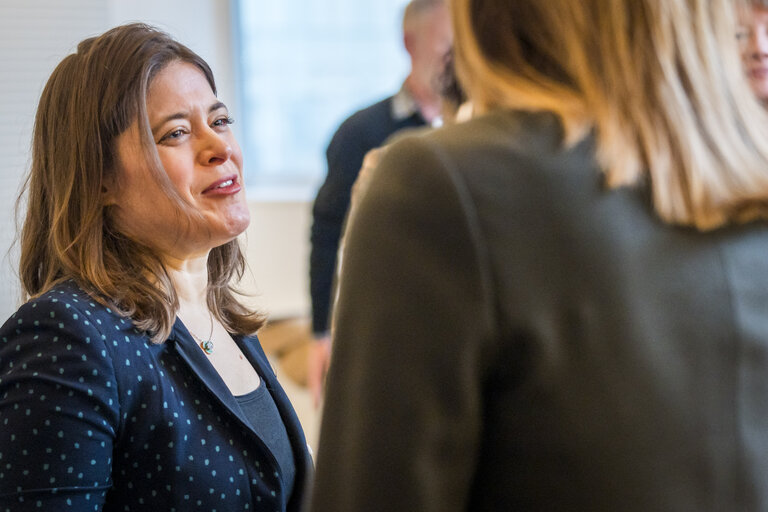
[240,201,313,319]
[0,0,312,321]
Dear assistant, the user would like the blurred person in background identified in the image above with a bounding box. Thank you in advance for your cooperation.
[310,0,768,510]
[308,0,453,406]
[739,0,768,104]
[0,23,311,511]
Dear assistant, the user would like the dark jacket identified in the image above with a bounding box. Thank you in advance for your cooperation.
[310,95,425,335]
[311,110,768,511]
[0,280,312,511]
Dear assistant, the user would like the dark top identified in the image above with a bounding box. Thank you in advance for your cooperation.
[311,110,768,511]
[310,95,425,335]
[236,383,296,499]
[0,280,312,511]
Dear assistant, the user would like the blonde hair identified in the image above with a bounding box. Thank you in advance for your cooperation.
[20,23,264,342]
[452,0,768,229]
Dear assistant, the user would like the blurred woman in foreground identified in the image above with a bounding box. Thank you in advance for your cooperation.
[311,0,768,510]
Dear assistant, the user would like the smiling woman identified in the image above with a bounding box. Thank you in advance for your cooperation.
[0,23,311,511]
[107,61,250,260]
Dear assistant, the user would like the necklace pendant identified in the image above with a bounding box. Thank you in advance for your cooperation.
[200,340,214,355]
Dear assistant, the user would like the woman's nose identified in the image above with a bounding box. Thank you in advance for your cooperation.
[198,130,233,166]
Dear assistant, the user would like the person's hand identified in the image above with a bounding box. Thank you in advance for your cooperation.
[308,334,332,408]
[350,147,384,210]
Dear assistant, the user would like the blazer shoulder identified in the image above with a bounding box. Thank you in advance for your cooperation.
[393,110,598,195]
[2,281,138,346]
[426,110,569,155]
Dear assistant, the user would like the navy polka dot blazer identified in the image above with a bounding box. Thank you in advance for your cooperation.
[0,281,312,511]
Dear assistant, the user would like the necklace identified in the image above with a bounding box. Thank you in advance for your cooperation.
[188,312,215,355]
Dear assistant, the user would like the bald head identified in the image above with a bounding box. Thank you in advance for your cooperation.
[403,0,448,34]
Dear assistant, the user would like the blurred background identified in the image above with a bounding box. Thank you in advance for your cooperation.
[0,0,413,450]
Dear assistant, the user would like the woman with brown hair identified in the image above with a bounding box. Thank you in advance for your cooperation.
[310,0,768,510]
[0,23,311,511]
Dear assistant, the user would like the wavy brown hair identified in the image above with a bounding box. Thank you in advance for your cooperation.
[19,23,264,342]
[452,0,768,230]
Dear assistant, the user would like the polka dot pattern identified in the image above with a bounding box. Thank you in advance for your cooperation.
[0,281,310,511]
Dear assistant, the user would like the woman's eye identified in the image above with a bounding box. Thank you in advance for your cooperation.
[213,116,235,128]
[158,129,185,143]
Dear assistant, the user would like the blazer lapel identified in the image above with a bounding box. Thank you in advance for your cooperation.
[169,320,311,505]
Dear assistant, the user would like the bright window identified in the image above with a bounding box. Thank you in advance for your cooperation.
[236,0,411,200]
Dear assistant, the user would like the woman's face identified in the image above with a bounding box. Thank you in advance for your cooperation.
[738,5,768,102]
[109,60,249,262]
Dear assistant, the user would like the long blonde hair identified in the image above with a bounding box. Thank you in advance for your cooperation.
[19,23,264,342]
[452,0,768,230]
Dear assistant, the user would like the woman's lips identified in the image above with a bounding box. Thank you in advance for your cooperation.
[202,175,241,196]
